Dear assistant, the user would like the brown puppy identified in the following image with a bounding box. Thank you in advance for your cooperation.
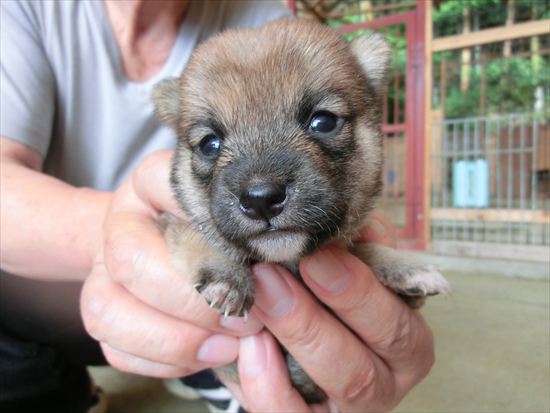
[153,19,448,403]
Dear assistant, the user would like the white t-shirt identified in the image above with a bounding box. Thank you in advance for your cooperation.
[0,0,291,190]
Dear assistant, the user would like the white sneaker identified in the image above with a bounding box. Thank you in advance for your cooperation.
[163,378,245,413]
[87,386,108,413]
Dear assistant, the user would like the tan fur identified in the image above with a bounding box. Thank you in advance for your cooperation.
[153,19,448,404]
[161,214,225,279]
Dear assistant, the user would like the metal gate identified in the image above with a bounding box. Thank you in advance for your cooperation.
[289,1,428,249]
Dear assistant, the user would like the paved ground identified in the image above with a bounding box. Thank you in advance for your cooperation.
[90,269,550,413]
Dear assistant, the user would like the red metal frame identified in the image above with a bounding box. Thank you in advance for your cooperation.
[408,0,427,250]
[287,2,427,250]
[337,9,426,249]
[287,0,297,14]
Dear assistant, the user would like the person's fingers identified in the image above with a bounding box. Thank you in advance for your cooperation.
[102,210,262,335]
[101,152,262,336]
[100,342,196,378]
[81,263,239,371]
[238,331,312,413]
[112,150,184,218]
[300,246,435,392]
[356,211,397,248]
[251,264,396,412]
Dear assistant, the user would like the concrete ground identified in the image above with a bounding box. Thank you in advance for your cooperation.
[90,268,550,413]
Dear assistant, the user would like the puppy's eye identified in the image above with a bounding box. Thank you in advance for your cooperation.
[199,134,222,159]
[308,111,342,137]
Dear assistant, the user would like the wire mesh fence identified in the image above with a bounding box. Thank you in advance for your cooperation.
[431,112,549,247]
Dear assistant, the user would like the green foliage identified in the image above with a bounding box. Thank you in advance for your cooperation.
[433,0,504,36]
[432,0,550,118]
[433,0,549,36]
[442,57,549,118]
[328,0,549,120]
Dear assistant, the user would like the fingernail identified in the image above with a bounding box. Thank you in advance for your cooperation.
[328,399,340,413]
[253,264,294,318]
[196,334,239,364]
[303,248,352,294]
[219,314,262,333]
[240,334,266,379]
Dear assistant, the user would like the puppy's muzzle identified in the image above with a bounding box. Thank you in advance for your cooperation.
[239,182,287,221]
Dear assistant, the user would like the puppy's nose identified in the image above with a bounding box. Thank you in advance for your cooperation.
[240,183,287,220]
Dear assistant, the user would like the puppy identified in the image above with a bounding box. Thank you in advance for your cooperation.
[153,19,449,403]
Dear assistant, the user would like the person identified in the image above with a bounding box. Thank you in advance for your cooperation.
[0,1,436,412]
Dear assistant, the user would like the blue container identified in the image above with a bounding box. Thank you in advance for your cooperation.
[452,160,489,208]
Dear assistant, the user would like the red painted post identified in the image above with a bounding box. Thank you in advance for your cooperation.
[287,0,297,15]
[412,1,427,250]
[286,1,428,250]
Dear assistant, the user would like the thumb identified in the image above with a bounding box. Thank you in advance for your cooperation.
[238,331,311,412]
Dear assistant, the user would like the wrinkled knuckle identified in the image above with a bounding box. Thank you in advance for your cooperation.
[81,312,100,340]
[283,312,325,353]
[104,231,144,283]
[377,308,415,355]
[334,361,377,403]
[81,300,110,340]
[339,284,372,314]
[103,347,132,373]
[80,282,111,340]
[156,330,192,366]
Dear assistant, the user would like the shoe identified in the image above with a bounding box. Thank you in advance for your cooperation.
[164,370,247,413]
[87,386,108,413]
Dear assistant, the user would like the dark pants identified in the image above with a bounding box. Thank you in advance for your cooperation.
[0,272,222,412]
[0,272,105,413]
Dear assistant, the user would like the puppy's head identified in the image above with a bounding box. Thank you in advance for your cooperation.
[153,19,390,262]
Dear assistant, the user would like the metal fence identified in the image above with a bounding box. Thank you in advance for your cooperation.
[430,112,549,259]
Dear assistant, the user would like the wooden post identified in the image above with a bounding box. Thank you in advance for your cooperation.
[503,0,516,57]
[287,0,297,15]
[424,0,433,250]
[432,19,550,52]
[460,7,471,92]
[439,56,447,115]
[480,60,487,116]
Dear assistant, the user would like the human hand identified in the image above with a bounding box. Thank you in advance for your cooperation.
[80,151,262,377]
[237,216,435,412]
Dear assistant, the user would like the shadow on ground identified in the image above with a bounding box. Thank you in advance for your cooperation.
[90,271,550,412]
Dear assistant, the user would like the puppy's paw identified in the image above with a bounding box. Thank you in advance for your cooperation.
[382,265,449,309]
[394,265,450,297]
[194,268,254,318]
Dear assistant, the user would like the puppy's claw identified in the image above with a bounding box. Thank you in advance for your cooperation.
[194,269,254,318]
[193,283,202,291]
[243,310,249,322]
[402,265,450,296]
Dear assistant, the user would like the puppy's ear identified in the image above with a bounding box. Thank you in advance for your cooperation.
[350,33,391,95]
[152,78,181,129]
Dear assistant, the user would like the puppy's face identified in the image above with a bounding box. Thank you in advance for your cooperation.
[154,20,390,262]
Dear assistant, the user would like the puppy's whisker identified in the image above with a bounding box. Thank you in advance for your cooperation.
[309,204,332,221]
[226,190,240,203]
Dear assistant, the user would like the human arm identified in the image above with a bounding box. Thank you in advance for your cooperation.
[0,137,111,280]
[0,141,262,374]
[0,2,113,280]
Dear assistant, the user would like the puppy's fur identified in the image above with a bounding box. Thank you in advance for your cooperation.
[153,19,448,403]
